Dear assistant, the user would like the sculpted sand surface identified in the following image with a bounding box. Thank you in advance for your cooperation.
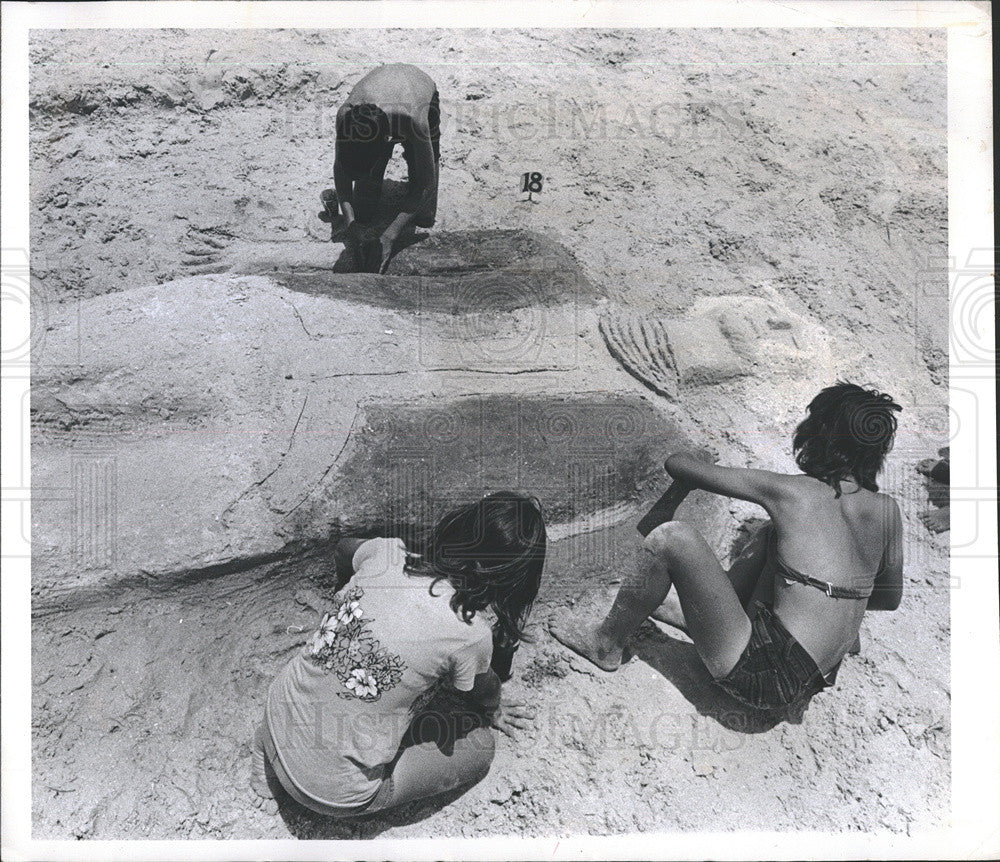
[29,28,948,838]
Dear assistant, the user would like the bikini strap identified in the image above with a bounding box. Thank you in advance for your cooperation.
[768,526,874,600]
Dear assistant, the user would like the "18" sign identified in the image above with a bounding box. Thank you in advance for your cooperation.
[521,172,543,199]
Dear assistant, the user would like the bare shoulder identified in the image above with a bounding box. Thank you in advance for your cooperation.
[778,472,832,501]
[875,491,903,526]
[844,489,902,548]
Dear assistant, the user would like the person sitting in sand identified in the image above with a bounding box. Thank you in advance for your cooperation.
[332,63,440,274]
[551,382,904,712]
[251,492,545,817]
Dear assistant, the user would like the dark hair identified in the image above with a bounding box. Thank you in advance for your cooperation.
[406,491,546,649]
[336,103,392,174]
[793,381,902,496]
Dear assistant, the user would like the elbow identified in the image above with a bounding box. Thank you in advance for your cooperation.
[664,452,688,477]
[870,589,902,612]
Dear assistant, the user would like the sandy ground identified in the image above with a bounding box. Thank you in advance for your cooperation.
[29,29,949,838]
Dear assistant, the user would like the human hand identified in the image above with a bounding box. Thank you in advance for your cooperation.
[489,698,536,738]
[666,446,718,471]
[377,232,395,274]
[689,444,719,464]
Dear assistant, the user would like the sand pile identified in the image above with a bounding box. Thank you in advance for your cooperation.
[29,28,948,839]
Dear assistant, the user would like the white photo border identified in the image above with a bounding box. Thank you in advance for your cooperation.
[2,2,995,860]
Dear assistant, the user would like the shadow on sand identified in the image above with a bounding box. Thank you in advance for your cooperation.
[275,779,475,840]
[630,623,800,735]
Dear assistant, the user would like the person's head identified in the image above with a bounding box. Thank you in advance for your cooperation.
[793,381,902,495]
[336,103,392,177]
[409,491,547,648]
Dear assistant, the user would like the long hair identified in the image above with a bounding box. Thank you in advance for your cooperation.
[793,381,902,496]
[406,491,546,649]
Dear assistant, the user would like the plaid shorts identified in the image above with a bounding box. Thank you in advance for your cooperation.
[715,602,830,710]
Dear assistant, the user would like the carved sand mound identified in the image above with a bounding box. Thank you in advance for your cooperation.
[599,313,681,399]
[600,290,830,399]
[227,229,601,313]
[300,393,717,535]
[29,240,703,612]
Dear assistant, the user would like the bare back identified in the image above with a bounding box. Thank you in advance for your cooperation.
[344,64,437,125]
[766,476,896,673]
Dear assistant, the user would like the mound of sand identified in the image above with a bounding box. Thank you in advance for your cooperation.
[31,231,730,609]
[28,28,949,840]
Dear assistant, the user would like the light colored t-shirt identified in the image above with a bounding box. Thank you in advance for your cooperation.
[265,538,493,808]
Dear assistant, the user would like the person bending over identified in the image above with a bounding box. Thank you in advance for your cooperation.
[551,382,904,712]
[252,492,545,816]
[334,63,440,273]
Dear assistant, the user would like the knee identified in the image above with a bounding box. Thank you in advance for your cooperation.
[644,521,701,559]
[461,727,496,780]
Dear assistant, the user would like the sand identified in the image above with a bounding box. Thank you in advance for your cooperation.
[29,28,949,838]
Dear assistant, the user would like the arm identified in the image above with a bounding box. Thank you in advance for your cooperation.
[333,148,356,225]
[377,117,435,271]
[866,499,903,611]
[664,452,788,510]
[399,116,435,219]
[333,151,366,259]
[637,480,693,536]
[379,213,418,272]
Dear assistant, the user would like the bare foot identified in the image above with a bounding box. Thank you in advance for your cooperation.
[650,592,688,633]
[548,597,625,672]
[251,725,279,816]
[920,506,950,534]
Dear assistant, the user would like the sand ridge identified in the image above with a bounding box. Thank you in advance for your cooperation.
[29,28,948,839]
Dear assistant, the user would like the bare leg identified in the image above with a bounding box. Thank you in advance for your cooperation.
[652,522,769,631]
[374,726,495,810]
[552,522,752,679]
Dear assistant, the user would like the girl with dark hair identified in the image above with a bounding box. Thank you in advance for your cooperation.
[251,492,545,817]
[552,382,904,713]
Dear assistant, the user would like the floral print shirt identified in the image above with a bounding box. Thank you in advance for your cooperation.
[305,584,406,702]
[265,538,493,808]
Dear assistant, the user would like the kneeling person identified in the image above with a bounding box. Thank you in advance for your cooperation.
[334,63,440,273]
[252,492,544,816]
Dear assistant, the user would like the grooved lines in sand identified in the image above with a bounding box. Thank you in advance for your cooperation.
[600,310,679,399]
